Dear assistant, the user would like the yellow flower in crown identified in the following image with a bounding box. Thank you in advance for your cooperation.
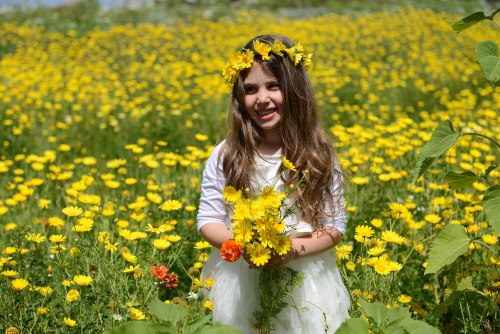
[253,40,272,60]
[222,61,239,84]
[241,49,255,68]
[302,51,313,69]
[233,49,254,70]
[286,43,305,65]
[271,40,287,56]
[222,39,313,85]
[286,42,313,68]
[223,50,255,84]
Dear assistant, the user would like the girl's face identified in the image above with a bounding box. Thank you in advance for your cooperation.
[243,62,283,139]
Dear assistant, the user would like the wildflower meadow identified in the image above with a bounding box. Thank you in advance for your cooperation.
[0,3,499,333]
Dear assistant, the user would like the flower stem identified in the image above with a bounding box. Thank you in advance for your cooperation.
[461,132,500,150]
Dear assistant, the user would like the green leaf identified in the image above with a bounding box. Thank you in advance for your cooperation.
[386,306,412,327]
[403,319,442,334]
[360,300,388,326]
[412,120,461,183]
[148,298,187,326]
[103,321,173,334]
[477,40,500,82]
[413,157,436,184]
[451,12,487,32]
[335,318,370,334]
[384,325,405,334]
[456,275,476,292]
[199,322,244,334]
[425,224,470,274]
[482,184,500,234]
[185,314,212,333]
[484,165,497,179]
[444,171,479,189]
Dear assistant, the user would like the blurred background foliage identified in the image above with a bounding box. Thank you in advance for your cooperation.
[2,0,500,34]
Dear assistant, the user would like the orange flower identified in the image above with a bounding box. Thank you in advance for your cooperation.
[220,240,243,262]
[150,264,168,280]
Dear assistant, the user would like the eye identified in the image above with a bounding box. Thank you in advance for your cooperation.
[244,85,257,94]
[268,82,280,90]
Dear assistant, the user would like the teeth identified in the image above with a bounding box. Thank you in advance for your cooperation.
[257,109,275,116]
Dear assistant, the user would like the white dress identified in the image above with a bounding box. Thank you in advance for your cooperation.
[197,143,350,334]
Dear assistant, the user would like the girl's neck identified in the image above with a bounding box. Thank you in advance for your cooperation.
[258,139,283,156]
[258,128,283,155]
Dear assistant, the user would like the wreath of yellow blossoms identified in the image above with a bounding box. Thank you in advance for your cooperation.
[222,39,313,84]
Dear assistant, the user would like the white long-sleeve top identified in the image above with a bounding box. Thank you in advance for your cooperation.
[197,142,347,235]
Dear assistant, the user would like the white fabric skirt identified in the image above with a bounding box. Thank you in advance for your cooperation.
[201,248,350,334]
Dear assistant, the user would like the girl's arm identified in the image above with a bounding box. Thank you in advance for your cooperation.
[197,143,233,249]
[200,222,233,249]
[292,226,343,257]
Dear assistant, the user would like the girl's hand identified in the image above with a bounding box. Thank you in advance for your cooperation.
[263,250,298,269]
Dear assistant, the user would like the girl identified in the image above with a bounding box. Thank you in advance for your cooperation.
[197,34,350,333]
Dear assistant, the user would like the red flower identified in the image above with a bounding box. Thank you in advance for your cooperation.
[220,240,243,262]
[150,264,168,280]
[162,272,179,290]
[150,265,179,290]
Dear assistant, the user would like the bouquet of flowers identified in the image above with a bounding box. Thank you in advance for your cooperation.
[219,156,305,333]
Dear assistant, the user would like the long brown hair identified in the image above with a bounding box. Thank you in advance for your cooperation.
[220,34,343,228]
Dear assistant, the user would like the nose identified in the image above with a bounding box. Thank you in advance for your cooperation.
[256,90,270,106]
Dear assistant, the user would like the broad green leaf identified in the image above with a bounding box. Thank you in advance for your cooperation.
[103,321,172,334]
[403,319,442,334]
[412,120,461,183]
[444,276,476,299]
[456,275,476,291]
[384,324,405,334]
[477,40,500,82]
[482,184,500,234]
[412,157,436,184]
[148,298,187,326]
[199,322,243,334]
[360,300,388,326]
[425,224,470,274]
[451,12,487,32]
[185,314,212,333]
[444,171,479,189]
[386,306,411,327]
[335,318,370,334]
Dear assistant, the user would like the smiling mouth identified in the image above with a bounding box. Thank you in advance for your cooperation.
[256,108,277,117]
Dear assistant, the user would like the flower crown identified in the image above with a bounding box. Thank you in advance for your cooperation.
[222,39,313,85]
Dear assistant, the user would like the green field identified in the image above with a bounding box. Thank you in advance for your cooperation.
[0,1,499,333]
